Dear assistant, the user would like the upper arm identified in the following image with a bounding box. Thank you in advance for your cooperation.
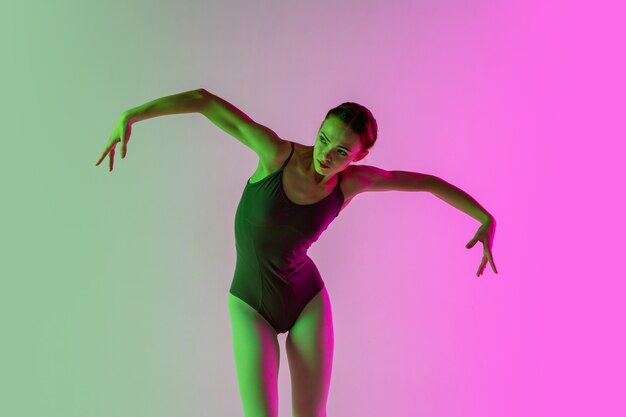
[195,88,283,161]
[348,164,434,193]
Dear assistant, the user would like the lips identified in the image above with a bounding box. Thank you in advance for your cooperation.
[318,160,330,168]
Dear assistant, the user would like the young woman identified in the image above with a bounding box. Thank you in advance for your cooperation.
[96,88,498,417]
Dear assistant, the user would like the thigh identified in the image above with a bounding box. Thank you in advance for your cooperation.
[228,292,281,417]
[285,286,334,417]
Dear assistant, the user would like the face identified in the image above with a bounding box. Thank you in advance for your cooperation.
[313,116,369,174]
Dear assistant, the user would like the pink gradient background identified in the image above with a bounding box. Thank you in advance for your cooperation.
[3,0,624,416]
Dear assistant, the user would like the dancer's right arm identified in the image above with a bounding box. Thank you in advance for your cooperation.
[194,88,283,161]
[96,88,282,172]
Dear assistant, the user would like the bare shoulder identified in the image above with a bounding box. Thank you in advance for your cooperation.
[254,138,305,176]
[248,125,287,161]
[345,164,433,193]
[267,139,314,166]
[337,164,374,203]
[341,163,431,195]
[341,164,394,189]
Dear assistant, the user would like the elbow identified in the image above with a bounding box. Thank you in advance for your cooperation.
[193,88,214,112]
[194,88,208,100]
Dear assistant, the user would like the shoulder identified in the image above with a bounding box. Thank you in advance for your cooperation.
[341,164,397,194]
[342,164,393,184]
[260,139,304,172]
[336,164,382,205]
[347,164,435,193]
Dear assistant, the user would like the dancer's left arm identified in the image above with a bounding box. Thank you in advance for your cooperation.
[426,176,498,277]
[354,166,498,277]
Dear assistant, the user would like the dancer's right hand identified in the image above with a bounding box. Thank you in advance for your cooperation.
[95,113,133,172]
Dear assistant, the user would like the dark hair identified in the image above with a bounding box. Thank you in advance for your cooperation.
[322,102,377,155]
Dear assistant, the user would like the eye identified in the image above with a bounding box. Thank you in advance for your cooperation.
[320,136,348,156]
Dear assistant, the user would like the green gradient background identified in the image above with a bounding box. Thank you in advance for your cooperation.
[3,0,625,416]
[4,1,240,416]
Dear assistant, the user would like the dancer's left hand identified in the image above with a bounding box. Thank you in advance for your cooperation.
[466,217,498,277]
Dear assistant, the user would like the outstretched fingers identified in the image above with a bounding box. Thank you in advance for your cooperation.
[95,146,109,167]
[477,255,487,277]
[96,141,119,171]
[477,246,498,277]
[486,248,498,274]
[109,147,115,171]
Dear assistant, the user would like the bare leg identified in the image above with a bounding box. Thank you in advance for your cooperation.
[285,287,334,417]
[228,293,281,417]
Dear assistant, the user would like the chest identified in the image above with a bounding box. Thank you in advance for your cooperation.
[249,142,358,211]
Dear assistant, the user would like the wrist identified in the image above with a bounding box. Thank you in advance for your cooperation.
[121,109,138,125]
[480,213,495,224]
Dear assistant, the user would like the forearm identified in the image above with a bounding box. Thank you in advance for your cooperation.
[123,88,205,124]
[429,176,494,223]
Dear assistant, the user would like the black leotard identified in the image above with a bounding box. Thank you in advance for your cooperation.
[229,141,344,334]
